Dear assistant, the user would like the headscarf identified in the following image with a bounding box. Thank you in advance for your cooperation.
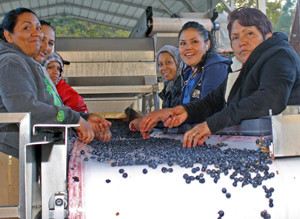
[156,45,183,93]
[42,52,64,85]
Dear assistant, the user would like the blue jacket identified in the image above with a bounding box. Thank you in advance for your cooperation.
[180,52,231,103]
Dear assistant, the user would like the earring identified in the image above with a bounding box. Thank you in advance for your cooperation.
[206,45,209,51]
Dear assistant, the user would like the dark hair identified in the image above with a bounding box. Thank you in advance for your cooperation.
[0,7,37,42]
[227,7,273,40]
[178,21,215,72]
[40,20,54,31]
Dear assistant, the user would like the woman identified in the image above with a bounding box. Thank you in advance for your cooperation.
[44,52,89,113]
[0,8,110,157]
[129,45,182,133]
[130,22,231,137]
[157,45,183,108]
[139,7,300,146]
[179,21,231,103]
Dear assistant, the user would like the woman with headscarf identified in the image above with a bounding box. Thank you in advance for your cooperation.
[157,45,183,108]
[43,52,89,113]
[129,45,183,133]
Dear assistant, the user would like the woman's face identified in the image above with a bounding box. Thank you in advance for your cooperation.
[179,28,209,69]
[4,12,42,57]
[230,20,270,63]
[158,52,177,81]
[46,61,62,85]
[34,25,55,63]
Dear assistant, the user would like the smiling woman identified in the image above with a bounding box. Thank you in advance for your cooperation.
[0,7,107,157]
[2,9,42,57]
[131,7,300,147]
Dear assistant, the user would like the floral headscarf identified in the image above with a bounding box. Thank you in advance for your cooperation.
[42,52,64,85]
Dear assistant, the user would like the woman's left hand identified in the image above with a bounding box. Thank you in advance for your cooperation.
[183,121,211,147]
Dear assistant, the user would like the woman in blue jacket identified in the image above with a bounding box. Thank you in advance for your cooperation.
[179,21,231,104]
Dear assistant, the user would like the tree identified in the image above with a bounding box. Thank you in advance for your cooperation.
[48,17,130,38]
[215,0,294,35]
[276,0,297,36]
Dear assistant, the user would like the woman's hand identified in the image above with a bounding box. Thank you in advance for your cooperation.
[87,113,112,142]
[74,117,95,144]
[95,129,112,142]
[129,118,143,132]
[163,106,188,128]
[129,117,151,139]
[183,121,211,147]
[140,108,173,133]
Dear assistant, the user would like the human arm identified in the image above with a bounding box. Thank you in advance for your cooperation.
[201,63,228,99]
[74,117,95,144]
[0,54,94,144]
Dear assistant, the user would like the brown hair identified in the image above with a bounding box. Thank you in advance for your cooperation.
[227,7,273,40]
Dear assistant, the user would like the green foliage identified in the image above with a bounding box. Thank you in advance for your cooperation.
[276,0,297,36]
[215,0,297,36]
[47,17,130,38]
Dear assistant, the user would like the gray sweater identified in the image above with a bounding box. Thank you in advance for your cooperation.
[0,42,80,157]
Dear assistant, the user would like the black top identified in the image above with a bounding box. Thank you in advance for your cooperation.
[182,32,300,133]
[159,75,183,108]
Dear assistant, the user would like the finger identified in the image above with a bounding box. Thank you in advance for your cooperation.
[102,120,111,129]
[187,134,194,148]
[129,121,134,131]
[163,117,172,127]
[197,135,207,146]
[193,133,203,147]
[168,117,178,128]
[183,132,190,147]
[161,111,171,123]
[97,123,105,132]
[144,119,155,133]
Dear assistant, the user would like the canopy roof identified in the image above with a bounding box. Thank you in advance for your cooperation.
[0,0,221,31]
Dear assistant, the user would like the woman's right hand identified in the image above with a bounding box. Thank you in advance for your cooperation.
[140,108,173,134]
[163,106,188,128]
[74,117,95,144]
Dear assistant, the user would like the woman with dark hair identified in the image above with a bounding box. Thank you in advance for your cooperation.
[137,7,300,145]
[0,8,110,157]
[179,21,231,103]
[130,22,231,138]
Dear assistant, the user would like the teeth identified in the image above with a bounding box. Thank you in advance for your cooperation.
[185,53,194,56]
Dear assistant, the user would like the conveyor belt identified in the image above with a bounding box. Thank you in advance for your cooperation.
[68,130,300,219]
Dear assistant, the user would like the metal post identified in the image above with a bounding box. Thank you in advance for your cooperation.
[257,0,267,14]
[0,113,31,219]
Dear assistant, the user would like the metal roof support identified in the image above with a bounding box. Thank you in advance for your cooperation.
[107,0,167,14]
[219,0,232,12]
[179,0,200,12]
[158,0,173,16]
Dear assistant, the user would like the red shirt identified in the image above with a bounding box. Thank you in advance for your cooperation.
[56,79,89,113]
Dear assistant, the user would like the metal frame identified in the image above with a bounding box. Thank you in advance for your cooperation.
[0,113,31,219]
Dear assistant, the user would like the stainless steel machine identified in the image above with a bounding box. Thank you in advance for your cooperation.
[55,37,159,116]
[1,110,300,218]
